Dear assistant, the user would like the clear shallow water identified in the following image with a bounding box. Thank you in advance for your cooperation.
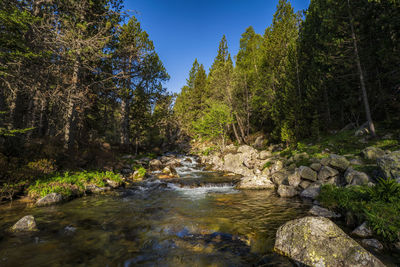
[0,157,393,266]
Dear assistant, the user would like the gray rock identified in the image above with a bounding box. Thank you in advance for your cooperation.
[345,168,370,185]
[277,185,298,198]
[362,239,383,250]
[325,176,340,186]
[329,154,350,171]
[299,180,311,189]
[310,162,322,172]
[377,150,400,180]
[11,215,38,232]
[320,157,331,166]
[162,166,177,176]
[350,158,364,165]
[362,147,385,161]
[309,205,341,218]
[270,160,284,174]
[271,171,288,185]
[253,136,265,150]
[149,159,163,170]
[258,150,272,160]
[237,145,258,156]
[236,175,275,190]
[120,168,133,175]
[352,222,373,238]
[274,217,385,267]
[318,166,339,181]
[288,171,301,187]
[86,185,110,193]
[299,166,317,181]
[35,193,63,207]
[300,183,321,199]
[223,153,253,176]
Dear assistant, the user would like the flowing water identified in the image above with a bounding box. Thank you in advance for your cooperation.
[0,156,392,266]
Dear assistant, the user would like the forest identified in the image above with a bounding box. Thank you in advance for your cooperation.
[175,0,399,147]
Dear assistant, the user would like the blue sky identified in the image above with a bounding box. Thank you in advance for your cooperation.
[123,0,310,94]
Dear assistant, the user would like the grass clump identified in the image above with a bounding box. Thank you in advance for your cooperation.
[318,178,400,242]
[28,171,122,199]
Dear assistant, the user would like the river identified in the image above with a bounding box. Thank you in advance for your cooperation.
[0,156,358,266]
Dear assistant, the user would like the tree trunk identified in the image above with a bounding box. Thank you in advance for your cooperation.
[232,122,242,144]
[64,57,80,149]
[347,0,376,136]
[120,97,130,145]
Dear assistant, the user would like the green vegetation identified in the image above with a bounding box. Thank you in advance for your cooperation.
[28,171,122,199]
[278,129,399,159]
[192,101,233,148]
[133,167,147,180]
[174,0,399,147]
[318,179,400,242]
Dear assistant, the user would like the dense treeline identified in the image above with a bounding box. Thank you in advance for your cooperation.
[0,0,174,154]
[175,0,400,147]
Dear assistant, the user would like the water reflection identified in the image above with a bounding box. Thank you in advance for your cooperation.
[0,172,312,266]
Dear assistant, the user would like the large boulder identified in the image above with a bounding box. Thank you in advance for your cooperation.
[362,147,385,161]
[236,175,275,190]
[274,216,385,267]
[277,185,298,198]
[237,145,258,158]
[329,154,350,171]
[377,150,400,181]
[35,193,63,207]
[10,215,38,232]
[318,166,339,181]
[300,183,321,199]
[299,166,317,181]
[345,168,370,185]
[270,160,284,174]
[223,153,253,176]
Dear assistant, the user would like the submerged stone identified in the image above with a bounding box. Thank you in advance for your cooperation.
[11,215,38,232]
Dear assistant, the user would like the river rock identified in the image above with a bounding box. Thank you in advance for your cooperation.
[310,162,322,172]
[271,171,288,185]
[236,175,275,190]
[352,222,373,238]
[329,154,350,171]
[149,159,163,170]
[223,153,253,176]
[309,205,341,218]
[299,180,311,189]
[35,193,63,207]
[106,179,120,188]
[318,166,339,181]
[288,171,301,187]
[162,166,177,176]
[345,168,370,185]
[300,183,321,199]
[11,215,38,232]
[274,216,385,267]
[299,166,317,181]
[270,160,284,174]
[237,145,258,157]
[362,147,385,161]
[277,185,298,198]
[362,239,383,250]
[377,150,400,181]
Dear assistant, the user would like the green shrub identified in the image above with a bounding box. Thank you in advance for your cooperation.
[262,161,273,170]
[317,179,400,242]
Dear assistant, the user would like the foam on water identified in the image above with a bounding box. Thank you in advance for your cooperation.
[167,183,238,199]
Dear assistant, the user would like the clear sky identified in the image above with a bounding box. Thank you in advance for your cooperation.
[123,0,310,94]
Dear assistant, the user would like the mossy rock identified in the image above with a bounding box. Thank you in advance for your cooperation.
[274,216,385,266]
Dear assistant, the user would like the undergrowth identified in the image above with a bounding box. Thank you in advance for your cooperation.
[28,171,122,199]
[317,178,400,242]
